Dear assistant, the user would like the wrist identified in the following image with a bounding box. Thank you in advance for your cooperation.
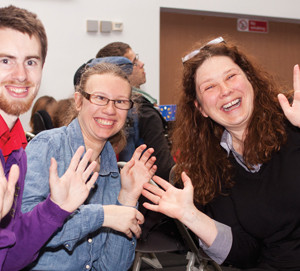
[180,205,199,226]
[50,196,74,213]
[118,190,138,207]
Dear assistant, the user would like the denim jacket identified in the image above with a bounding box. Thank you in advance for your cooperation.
[22,119,136,271]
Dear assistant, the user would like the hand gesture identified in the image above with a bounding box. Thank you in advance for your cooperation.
[278,64,300,127]
[142,172,194,221]
[118,144,157,206]
[0,163,19,221]
[143,172,219,246]
[103,205,144,238]
[49,146,98,213]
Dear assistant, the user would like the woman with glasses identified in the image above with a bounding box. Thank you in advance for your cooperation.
[21,63,157,271]
[141,37,300,270]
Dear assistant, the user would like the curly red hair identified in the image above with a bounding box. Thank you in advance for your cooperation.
[171,38,293,205]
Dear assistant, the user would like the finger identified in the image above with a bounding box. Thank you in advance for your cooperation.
[76,148,94,173]
[121,159,135,175]
[7,164,19,192]
[142,201,160,212]
[130,224,142,238]
[136,211,145,224]
[149,164,157,177]
[278,93,291,115]
[152,175,171,191]
[67,146,85,172]
[144,156,156,170]
[141,188,161,204]
[85,172,98,190]
[139,147,154,164]
[181,172,193,188]
[143,181,165,196]
[49,158,59,185]
[131,144,147,160]
[125,229,133,239]
[293,64,300,92]
[82,160,97,181]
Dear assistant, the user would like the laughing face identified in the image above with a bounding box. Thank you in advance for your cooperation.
[75,73,131,146]
[0,28,43,117]
[195,56,254,136]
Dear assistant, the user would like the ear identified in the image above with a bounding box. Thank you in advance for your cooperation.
[194,99,208,118]
[74,92,83,111]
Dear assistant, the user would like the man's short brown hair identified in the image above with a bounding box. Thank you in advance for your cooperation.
[0,5,47,64]
[96,42,130,58]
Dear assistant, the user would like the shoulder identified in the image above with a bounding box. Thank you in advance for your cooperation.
[27,126,68,150]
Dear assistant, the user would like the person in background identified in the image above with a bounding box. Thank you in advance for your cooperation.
[29,95,57,135]
[52,97,77,128]
[142,37,300,270]
[22,63,157,271]
[0,5,99,270]
[96,42,175,180]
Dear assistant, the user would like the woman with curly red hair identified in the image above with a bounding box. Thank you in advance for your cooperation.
[142,37,300,270]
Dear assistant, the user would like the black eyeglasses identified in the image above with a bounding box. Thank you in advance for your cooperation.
[80,91,133,110]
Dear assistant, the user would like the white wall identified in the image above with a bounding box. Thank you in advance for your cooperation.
[2,0,300,131]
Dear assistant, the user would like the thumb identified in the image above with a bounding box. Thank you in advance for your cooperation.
[7,164,19,192]
[49,158,59,185]
[278,93,291,114]
[181,171,193,190]
[121,159,135,175]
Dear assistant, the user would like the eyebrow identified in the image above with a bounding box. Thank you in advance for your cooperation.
[0,54,41,60]
[198,68,239,86]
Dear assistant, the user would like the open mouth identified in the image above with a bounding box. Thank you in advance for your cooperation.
[95,118,114,126]
[222,98,241,112]
[6,86,29,98]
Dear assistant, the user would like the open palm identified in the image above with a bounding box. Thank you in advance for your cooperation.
[142,172,194,221]
[49,146,98,213]
[119,144,157,206]
[0,163,19,220]
[278,64,300,127]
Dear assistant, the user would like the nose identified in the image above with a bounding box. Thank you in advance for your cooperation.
[137,60,144,68]
[102,100,117,114]
[12,63,27,82]
[219,82,232,97]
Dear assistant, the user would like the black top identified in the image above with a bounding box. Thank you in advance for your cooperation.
[136,95,175,180]
[206,124,300,270]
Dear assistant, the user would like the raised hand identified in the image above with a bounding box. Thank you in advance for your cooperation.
[0,163,19,221]
[102,205,144,238]
[278,64,300,127]
[49,146,98,213]
[118,144,157,206]
[142,172,218,246]
[142,172,194,221]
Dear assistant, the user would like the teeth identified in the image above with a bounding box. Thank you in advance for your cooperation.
[8,87,27,94]
[96,119,113,126]
[223,99,240,111]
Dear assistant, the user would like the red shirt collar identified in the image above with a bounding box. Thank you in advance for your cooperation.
[0,114,27,160]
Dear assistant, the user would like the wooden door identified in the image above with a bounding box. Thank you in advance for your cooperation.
[160,10,300,104]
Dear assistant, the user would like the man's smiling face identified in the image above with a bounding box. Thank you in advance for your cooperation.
[0,28,43,117]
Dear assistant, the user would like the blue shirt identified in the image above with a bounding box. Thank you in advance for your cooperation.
[22,119,136,271]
